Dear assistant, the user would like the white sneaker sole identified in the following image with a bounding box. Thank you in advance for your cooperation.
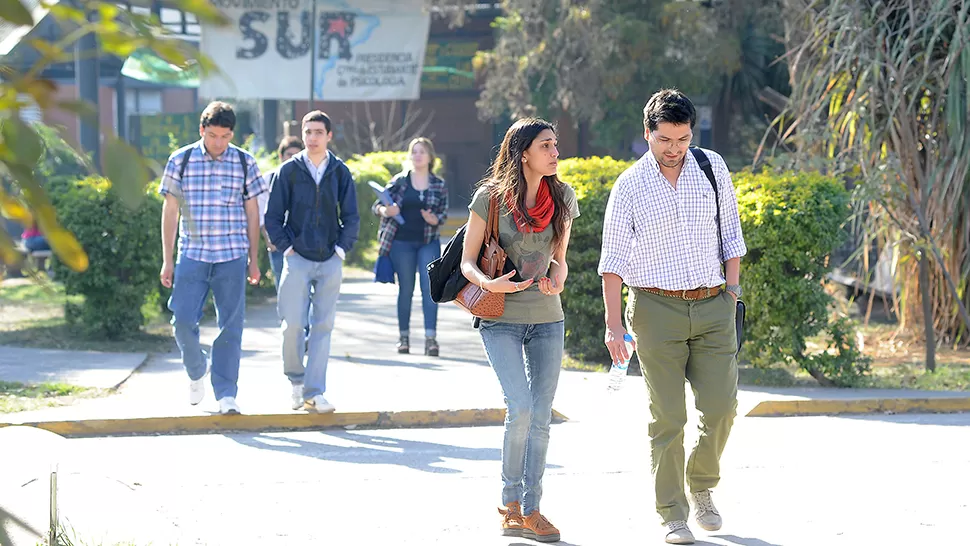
[696,518,721,532]
[304,402,335,414]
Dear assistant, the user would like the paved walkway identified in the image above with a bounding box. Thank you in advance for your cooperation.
[2,268,969,430]
[0,347,147,389]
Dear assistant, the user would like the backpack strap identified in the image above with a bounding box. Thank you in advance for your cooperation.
[178,145,250,199]
[689,146,724,265]
[237,147,249,198]
[178,146,193,180]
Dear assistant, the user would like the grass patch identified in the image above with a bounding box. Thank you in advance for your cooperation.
[0,380,103,413]
[562,354,606,372]
[865,363,970,391]
[0,318,175,353]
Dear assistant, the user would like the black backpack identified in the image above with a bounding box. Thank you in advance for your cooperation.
[427,217,518,305]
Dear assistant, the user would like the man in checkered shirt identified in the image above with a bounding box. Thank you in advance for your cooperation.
[598,89,746,545]
[158,101,267,415]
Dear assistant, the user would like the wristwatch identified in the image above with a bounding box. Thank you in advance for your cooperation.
[725,284,742,299]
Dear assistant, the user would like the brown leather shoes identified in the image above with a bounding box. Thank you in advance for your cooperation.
[498,501,523,537]
[522,510,560,543]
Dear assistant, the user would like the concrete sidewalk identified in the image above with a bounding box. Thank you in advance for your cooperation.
[2,269,969,436]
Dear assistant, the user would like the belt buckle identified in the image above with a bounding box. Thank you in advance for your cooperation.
[681,289,690,301]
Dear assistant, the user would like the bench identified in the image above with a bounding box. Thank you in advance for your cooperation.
[15,243,53,274]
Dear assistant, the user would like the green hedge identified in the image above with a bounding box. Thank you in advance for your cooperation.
[52,177,162,339]
[558,156,635,365]
[736,169,870,385]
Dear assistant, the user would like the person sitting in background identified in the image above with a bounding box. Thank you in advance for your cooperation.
[21,224,49,252]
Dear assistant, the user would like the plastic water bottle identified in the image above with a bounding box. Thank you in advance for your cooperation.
[607,333,635,392]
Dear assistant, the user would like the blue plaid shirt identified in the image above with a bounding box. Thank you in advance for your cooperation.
[158,140,267,263]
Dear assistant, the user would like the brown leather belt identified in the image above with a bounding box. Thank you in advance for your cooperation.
[640,286,723,301]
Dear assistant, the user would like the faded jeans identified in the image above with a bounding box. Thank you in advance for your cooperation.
[479,319,564,515]
[277,252,342,400]
[167,255,247,401]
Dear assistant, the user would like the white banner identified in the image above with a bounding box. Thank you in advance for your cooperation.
[200,0,431,101]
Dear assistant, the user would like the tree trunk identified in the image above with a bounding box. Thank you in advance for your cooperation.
[919,252,937,372]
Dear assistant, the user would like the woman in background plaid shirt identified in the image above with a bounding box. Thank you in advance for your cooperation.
[372,138,449,356]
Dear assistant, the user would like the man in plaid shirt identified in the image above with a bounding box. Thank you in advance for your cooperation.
[158,101,267,415]
[599,89,746,545]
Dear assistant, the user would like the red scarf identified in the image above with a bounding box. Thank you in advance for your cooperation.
[508,178,555,233]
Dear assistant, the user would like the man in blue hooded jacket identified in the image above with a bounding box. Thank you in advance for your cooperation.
[265,110,360,413]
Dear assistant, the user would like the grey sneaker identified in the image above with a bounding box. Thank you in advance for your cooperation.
[664,520,695,544]
[691,489,722,531]
[291,383,304,411]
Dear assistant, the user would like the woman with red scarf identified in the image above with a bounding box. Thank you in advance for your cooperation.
[460,118,580,543]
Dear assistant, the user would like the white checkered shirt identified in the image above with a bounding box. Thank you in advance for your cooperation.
[598,148,746,289]
[158,141,267,264]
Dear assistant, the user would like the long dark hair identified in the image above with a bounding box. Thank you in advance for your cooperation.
[480,118,569,253]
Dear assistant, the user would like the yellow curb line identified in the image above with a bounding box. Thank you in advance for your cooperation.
[0,408,571,438]
[746,397,970,417]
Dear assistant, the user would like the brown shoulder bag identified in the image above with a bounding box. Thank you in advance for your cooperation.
[454,195,507,319]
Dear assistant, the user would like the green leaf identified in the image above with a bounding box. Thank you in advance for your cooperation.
[104,137,152,209]
[48,3,86,23]
[0,117,43,165]
[0,225,24,267]
[0,0,34,26]
[174,0,229,25]
[56,98,98,120]
[47,226,88,272]
[0,188,32,225]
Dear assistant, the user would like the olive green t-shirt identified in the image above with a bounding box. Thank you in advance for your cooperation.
[468,183,580,324]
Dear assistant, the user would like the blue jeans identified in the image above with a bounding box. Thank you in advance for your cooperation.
[388,239,440,338]
[479,319,565,515]
[269,249,284,291]
[168,256,247,401]
[24,236,50,252]
[277,252,342,399]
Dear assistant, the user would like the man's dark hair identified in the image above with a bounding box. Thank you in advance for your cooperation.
[302,110,332,133]
[277,135,304,156]
[643,89,696,131]
[200,101,236,130]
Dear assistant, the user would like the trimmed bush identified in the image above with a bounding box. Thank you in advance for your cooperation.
[344,157,393,267]
[557,156,635,365]
[736,169,870,386]
[52,177,162,339]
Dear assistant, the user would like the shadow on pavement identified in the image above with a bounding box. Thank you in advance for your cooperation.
[830,412,970,427]
[227,430,563,474]
[712,534,783,546]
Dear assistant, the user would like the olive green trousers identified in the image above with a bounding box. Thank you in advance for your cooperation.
[627,288,739,523]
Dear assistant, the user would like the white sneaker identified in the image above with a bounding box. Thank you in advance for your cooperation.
[188,360,210,405]
[291,384,304,411]
[304,394,335,413]
[691,489,722,531]
[664,520,695,544]
[218,397,241,415]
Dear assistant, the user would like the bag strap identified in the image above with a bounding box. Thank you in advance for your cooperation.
[486,194,500,242]
[178,147,193,180]
[689,147,723,266]
[179,145,250,198]
[237,147,249,198]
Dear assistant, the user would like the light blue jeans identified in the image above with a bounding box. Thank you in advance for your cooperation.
[168,255,247,401]
[479,319,565,515]
[277,252,342,400]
